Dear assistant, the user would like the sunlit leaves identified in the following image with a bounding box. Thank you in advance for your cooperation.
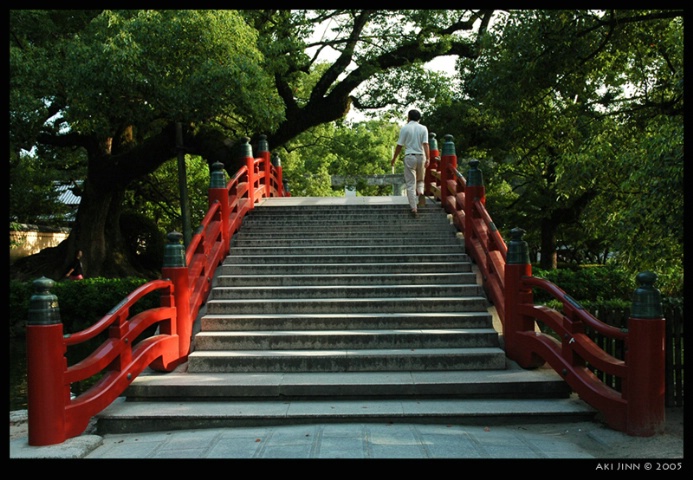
[56,10,282,134]
[457,9,682,278]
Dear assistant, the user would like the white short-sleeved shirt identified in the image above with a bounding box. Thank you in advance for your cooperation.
[397,120,429,155]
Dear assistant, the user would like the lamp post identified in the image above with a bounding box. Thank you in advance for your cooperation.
[176,122,192,248]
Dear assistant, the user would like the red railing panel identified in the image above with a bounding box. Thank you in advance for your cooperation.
[425,135,663,436]
[27,140,288,445]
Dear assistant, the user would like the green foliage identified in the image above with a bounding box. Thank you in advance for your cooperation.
[446,10,683,275]
[532,264,634,304]
[119,211,165,274]
[278,118,402,197]
[61,10,282,133]
[123,154,211,240]
[9,280,33,337]
[9,150,72,225]
[10,277,158,338]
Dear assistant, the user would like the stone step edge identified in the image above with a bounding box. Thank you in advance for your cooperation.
[188,347,505,358]
[194,327,499,337]
[95,396,596,435]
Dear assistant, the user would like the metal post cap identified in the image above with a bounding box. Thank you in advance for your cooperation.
[631,271,663,318]
[209,161,226,188]
[257,134,269,153]
[507,227,530,265]
[240,137,253,158]
[466,159,483,187]
[163,232,186,267]
[429,133,438,151]
[27,277,62,325]
[442,134,456,156]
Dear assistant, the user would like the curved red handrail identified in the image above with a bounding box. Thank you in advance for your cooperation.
[64,279,174,346]
[426,148,644,435]
[27,148,288,446]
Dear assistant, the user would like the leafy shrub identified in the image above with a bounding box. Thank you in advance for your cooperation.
[532,264,634,304]
[10,277,159,337]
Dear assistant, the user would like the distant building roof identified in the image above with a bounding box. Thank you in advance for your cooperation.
[54,181,82,206]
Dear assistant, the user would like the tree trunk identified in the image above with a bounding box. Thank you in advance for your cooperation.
[10,123,250,281]
[539,218,558,270]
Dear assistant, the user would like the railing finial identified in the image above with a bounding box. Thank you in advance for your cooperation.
[209,161,226,189]
[466,159,484,187]
[631,271,663,318]
[429,132,438,152]
[507,227,530,265]
[163,232,186,268]
[258,134,269,153]
[240,137,253,158]
[442,134,456,156]
[27,277,61,325]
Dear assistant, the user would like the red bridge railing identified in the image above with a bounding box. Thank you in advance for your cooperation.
[427,133,666,437]
[25,136,288,446]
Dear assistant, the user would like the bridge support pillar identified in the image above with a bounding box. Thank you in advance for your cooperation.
[26,277,68,446]
[504,228,544,369]
[625,272,666,436]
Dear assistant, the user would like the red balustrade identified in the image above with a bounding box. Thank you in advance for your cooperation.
[427,133,665,437]
[25,136,287,446]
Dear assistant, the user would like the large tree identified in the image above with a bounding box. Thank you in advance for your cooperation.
[10,9,494,280]
[450,10,683,271]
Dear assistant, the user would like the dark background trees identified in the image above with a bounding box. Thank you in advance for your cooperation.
[429,10,682,292]
[10,10,683,297]
[9,9,492,280]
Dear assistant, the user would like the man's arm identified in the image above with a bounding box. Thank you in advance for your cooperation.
[391,145,403,166]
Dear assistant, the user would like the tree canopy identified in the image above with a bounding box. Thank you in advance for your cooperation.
[442,10,682,286]
[9,9,683,297]
[9,9,493,279]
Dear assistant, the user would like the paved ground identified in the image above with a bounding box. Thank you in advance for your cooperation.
[11,197,684,463]
[10,407,684,461]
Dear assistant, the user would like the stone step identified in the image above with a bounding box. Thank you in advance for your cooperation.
[199,312,494,332]
[240,219,453,229]
[226,244,463,257]
[193,328,500,351]
[208,284,485,300]
[186,347,508,373]
[223,252,471,265]
[122,363,574,401]
[241,219,455,231]
[217,262,473,275]
[96,395,595,436]
[213,272,478,287]
[242,209,451,220]
[230,235,461,247]
[242,205,444,218]
[204,296,489,315]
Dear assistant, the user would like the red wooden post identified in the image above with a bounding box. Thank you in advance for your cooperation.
[208,161,231,253]
[503,228,543,368]
[424,133,439,197]
[464,159,485,255]
[277,167,284,197]
[241,137,256,210]
[26,277,68,446]
[440,134,456,213]
[272,153,284,197]
[258,134,271,198]
[161,232,191,359]
[625,271,666,436]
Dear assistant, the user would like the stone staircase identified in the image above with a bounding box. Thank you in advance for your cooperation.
[95,197,595,434]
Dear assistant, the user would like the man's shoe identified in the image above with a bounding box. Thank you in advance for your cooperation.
[410,209,419,218]
[418,194,426,207]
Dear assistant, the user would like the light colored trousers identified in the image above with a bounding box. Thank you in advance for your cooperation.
[403,153,426,210]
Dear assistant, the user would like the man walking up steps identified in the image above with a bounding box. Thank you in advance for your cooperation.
[391,109,431,218]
